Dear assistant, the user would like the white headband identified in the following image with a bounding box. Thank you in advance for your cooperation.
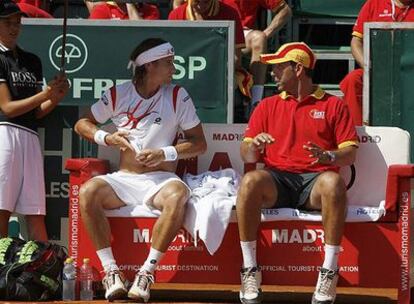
[127,42,175,71]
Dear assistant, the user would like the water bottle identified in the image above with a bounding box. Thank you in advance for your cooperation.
[62,257,76,301]
[79,258,94,300]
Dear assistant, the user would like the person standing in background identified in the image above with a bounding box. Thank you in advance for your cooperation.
[0,0,69,240]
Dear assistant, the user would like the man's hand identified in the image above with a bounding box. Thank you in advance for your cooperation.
[303,141,334,165]
[135,149,165,167]
[126,3,143,20]
[249,132,275,153]
[105,130,135,151]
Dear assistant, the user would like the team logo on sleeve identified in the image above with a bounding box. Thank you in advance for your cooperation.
[309,109,325,119]
[183,95,190,103]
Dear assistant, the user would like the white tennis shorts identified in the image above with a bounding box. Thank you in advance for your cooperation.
[0,125,46,215]
[94,170,190,209]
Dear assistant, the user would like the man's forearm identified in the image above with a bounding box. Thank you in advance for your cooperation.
[36,99,59,119]
[351,37,364,68]
[74,118,100,142]
[175,124,207,159]
[126,3,142,20]
[175,138,206,159]
[240,141,260,163]
[331,146,357,167]
[264,3,292,38]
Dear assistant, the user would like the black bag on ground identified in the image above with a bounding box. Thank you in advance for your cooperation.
[0,237,67,301]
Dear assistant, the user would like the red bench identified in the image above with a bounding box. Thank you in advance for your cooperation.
[66,124,413,303]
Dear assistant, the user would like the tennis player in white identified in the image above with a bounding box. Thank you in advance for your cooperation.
[74,38,207,302]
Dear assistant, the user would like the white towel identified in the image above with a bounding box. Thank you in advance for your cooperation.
[183,168,240,255]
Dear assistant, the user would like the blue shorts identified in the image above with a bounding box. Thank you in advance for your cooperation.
[266,168,320,209]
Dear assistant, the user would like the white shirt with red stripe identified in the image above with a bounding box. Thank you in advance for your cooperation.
[91,81,200,151]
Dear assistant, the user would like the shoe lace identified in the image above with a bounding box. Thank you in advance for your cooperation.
[242,269,259,294]
[317,270,336,295]
[136,271,155,291]
[103,270,120,288]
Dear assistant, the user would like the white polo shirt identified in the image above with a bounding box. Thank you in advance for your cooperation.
[91,81,200,151]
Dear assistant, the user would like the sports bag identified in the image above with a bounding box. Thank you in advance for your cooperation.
[0,237,67,301]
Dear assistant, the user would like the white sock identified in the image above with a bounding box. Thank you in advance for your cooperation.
[96,247,118,272]
[251,85,264,105]
[240,240,257,269]
[322,244,341,270]
[141,247,164,274]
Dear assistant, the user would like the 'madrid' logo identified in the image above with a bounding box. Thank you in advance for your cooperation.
[272,229,325,244]
[49,34,88,73]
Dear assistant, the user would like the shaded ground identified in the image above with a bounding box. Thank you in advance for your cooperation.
[0,284,398,303]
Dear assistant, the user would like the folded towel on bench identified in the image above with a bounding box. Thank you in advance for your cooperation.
[183,169,240,255]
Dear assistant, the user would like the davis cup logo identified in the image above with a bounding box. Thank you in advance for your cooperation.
[49,34,88,73]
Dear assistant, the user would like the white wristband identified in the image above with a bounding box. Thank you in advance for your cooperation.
[161,146,178,161]
[94,130,109,146]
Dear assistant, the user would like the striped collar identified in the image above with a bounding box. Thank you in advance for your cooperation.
[279,86,326,100]
[0,42,10,53]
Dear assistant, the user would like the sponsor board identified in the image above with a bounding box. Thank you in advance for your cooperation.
[119,264,219,272]
[21,22,232,123]
[133,228,204,252]
[400,191,410,294]
[69,211,402,286]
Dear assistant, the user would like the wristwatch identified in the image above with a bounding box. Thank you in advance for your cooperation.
[325,151,336,163]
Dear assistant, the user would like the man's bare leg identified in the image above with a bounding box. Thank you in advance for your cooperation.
[245,30,268,106]
[236,169,277,304]
[25,215,48,241]
[305,171,347,303]
[128,181,189,302]
[144,180,189,263]
[236,169,277,242]
[306,171,347,246]
[79,178,126,250]
[79,178,128,300]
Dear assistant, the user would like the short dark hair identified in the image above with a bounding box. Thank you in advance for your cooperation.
[0,0,23,18]
[303,66,314,78]
[289,61,314,78]
[130,38,168,82]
